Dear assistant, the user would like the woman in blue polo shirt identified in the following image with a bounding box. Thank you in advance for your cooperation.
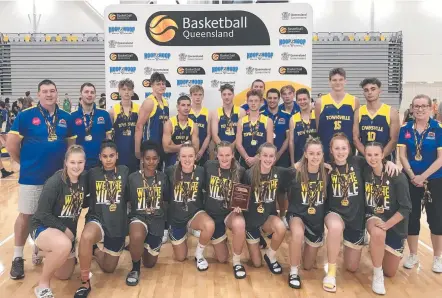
[398,94,442,274]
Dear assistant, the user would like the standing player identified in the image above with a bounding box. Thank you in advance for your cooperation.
[71,83,112,170]
[135,72,169,162]
[236,90,273,169]
[189,85,211,166]
[0,100,13,178]
[353,78,399,159]
[241,79,267,113]
[279,85,300,116]
[289,88,317,165]
[211,84,246,146]
[315,68,360,161]
[163,95,199,167]
[7,79,76,280]
[109,79,140,173]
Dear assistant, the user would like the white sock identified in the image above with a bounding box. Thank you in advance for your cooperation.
[290,265,299,275]
[13,246,24,260]
[373,266,383,276]
[266,247,277,263]
[232,253,241,266]
[195,242,206,260]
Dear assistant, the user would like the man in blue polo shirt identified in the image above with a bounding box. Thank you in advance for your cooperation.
[6,79,76,280]
[71,83,112,170]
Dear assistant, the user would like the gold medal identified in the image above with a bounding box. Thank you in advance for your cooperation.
[109,203,117,212]
[226,127,234,136]
[85,135,93,141]
[415,153,422,161]
[308,207,316,215]
[48,133,58,142]
[341,198,349,206]
[251,140,257,146]
[257,204,264,213]
[124,129,132,136]
[375,206,384,214]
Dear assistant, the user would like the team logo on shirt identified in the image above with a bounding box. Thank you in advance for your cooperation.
[209,175,232,200]
[365,181,390,211]
[427,131,435,140]
[58,119,67,128]
[95,180,122,205]
[32,117,41,126]
[405,131,411,139]
[97,117,105,124]
[75,118,83,126]
[60,193,84,218]
[136,185,162,211]
[173,181,198,203]
[300,181,324,206]
[254,176,278,204]
[330,168,359,198]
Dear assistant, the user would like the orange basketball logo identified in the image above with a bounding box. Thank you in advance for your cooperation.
[177,67,185,75]
[149,15,178,43]
[110,53,117,61]
[108,13,116,21]
[142,80,151,87]
[279,27,287,34]
[279,67,287,74]
[212,53,219,61]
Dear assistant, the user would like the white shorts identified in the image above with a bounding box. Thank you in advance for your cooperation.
[18,184,44,214]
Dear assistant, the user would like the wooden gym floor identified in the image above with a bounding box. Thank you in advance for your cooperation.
[0,160,441,298]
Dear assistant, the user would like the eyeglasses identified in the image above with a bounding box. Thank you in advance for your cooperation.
[413,105,430,110]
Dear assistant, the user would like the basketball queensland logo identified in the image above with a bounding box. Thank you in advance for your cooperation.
[145,11,270,46]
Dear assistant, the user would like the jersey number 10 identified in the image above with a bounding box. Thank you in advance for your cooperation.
[367,131,376,141]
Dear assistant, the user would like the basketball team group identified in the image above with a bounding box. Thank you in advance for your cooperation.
[4,67,442,298]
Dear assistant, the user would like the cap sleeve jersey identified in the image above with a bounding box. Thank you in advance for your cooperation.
[189,107,209,147]
[165,165,205,227]
[86,165,129,238]
[398,119,442,179]
[287,170,327,235]
[242,166,291,229]
[9,105,76,185]
[204,160,245,223]
[292,110,318,162]
[358,104,391,146]
[364,168,411,238]
[217,106,240,143]
[127,170,168,237]
[241,114,268,158]
[327,156,366,231]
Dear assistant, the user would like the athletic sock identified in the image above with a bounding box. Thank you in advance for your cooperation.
[132,260,141,272]
[327,263,337,277]
[13,246,24,260]
[266,247,277,263]
[195,242,206,260]
[373,266,383,277]
[290,265,299,275]
[232,253,241,266]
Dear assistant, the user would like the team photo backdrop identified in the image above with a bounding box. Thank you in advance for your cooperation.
[104,3,313,113]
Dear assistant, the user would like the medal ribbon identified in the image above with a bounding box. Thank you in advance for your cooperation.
[103,168,117,204]
[413,120,430,158]
[307,172,321,208]
[422,181,433,213]
[68,178,82,219]
[371,171,385,209]
[82,106,95,136]
[223,106,235,132]
[218,167,233,209]
[335,164,350,202]
[180,166,196,211]
[37,102,58,138]
[119,102,133,132]
[142,170,158,213]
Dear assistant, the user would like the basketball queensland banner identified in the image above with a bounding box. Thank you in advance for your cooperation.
[104,3,313,113]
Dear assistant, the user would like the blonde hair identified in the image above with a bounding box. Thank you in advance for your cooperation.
[250,142,277,191]
[280,85,295,94]
[62,145,86,183]
[412,94,432,106]
[329,132,351,162]
[296,137,327,198]
[189,84,204,95]
[216,141,240,182]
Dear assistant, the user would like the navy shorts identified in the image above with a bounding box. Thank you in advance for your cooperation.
[245,227,273,244]
[129,218,162,256]
[286,213,324,247]
[327,211,364,249]
[88,220,125,256]
[211,221,228,244]
[169,210,205,245]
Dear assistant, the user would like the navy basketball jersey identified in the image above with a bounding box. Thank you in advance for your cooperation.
[318,93,356,160]
[358,104,391,147]
[113,102,139,173]
[189,107,209,147]
[240,114,268,165]
[292,110,318,162]
[217,106,240,143]
[143,94,169,146]
[166,116,194,167]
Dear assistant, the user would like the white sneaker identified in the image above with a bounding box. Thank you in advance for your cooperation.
[162,229,169,244]
[195,256,208,271]
[432,256,442,273]
[403,254,419,269]
[372,272,386,295]
[189,228,201,238]
[32,244,43,265]
[34,287,54,298]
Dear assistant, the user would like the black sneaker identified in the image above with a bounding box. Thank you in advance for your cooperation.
[10,257,25,280]
[1,170,13,178]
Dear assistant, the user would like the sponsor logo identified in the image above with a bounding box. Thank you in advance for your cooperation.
[279,39,306,47]
[212,52,240,61]
[146,11,270,46]
[109,80,118,88]
[179,53,204,61]
[32,117,41,125]
[144,67,169,76]
[97,117,105,124]
[245,67,271,75]
[281,12,308,20]
[281,52,307,61]
[58,119,67,128]
[211,80,235,88]
[75,118,83,125]
[109,66,136,74]
[246,52,273,60]
[108,13,137,21]
[278,66,308,75]
[108,40,134,48]
[177,79,203,87]
[144,52,171,60]
[109,53,138,61]
[177,67,206,75]
[110,92,120,100]
[279,26,308,35]
[212,66,239,74]
[142,79,172,87]
[145,92,171,100]
[108,26,135,34]
[405,131,411,139]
